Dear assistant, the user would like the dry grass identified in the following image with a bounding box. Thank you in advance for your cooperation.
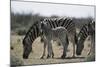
[10,35,95,66]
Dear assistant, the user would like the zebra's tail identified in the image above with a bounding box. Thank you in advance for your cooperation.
[66,33,69,45]
[57,33,69,46]
[40,31,45,43]
[74,32,78,45]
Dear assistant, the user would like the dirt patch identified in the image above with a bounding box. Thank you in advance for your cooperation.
[10,35,95,66]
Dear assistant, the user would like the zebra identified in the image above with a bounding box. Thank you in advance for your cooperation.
[23,21,41,59]
[40,17,76,58]
[76,20,95,56]
[22,17,76,59]
[40,21,69,59]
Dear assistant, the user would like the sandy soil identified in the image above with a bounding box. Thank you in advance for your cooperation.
[10,35,95,66]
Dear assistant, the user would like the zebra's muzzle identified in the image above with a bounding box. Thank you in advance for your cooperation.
[23,54,28,59]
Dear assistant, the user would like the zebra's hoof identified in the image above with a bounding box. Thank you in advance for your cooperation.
[72,55,76,58]
[47,55,50,59]
[40,56,44,59]
[52,56,54,58]
[51,56,54,59]
[61,55,66,59]
[52,54,54,58]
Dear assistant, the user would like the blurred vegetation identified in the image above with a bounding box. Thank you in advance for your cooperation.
[10,54,23,66]
[11,11,94,35]
[86,54,95,61]
[11,12,46,35]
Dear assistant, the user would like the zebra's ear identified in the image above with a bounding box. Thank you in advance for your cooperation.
[40,18,44,22]
[33,20,40,25]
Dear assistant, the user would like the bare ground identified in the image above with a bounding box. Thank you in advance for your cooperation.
[10,35,95,66]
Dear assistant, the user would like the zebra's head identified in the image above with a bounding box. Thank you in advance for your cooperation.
[76,24,88,55]
[41,22,46,29]
[76,36,84,55]
[23,21,41,59]
[76,40,84,55]
[41,20,50,31]
[23,38,32,59]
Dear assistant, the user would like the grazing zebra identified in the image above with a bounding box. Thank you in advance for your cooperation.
[41,22,69,59]
[40,17,76,58]
[22,17,76,59]
[76,20,95,56]
[23,21,41,59]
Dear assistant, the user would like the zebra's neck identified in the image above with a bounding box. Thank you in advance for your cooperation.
[42,26,52,35]
[78,25,88,44]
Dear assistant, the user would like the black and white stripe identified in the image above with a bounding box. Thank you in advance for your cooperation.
[41,17,76,57]
[76,21,95,55]
[77,20,95,44]
[23,17,74,45]
[43,18,74,30]
[42,18,75,39]
[23,17,76,59]
[23,22,41,45]
[41,22,69,59]
[23,22,41,59]
[78,24,89,42]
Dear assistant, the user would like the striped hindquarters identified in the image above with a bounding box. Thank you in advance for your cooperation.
[59,18,75,35]
[23,17,75,45]
[43,17,75,35]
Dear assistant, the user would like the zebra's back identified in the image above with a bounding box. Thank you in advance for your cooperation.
[43,17,76,42]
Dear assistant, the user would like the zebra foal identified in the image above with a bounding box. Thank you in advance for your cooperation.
[22,17,76,59]
[40,21,69,59]
[41,17,76,58]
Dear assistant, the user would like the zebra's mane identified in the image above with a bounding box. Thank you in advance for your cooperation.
[23,21,41,44]
[52,26,66,30]
[25,22,39,37]
[44,17,72,21]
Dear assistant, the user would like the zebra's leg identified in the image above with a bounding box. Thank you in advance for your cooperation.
[49,41,54,58]
[72,37,76,58]
[88,35,95,56]
[88,36,92,55]
[51,46,54,58]
[92,34,95,53]
[61,41,68,59]
[47,41,53,59]
[41,38,47,59]
[41,43,46,59]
